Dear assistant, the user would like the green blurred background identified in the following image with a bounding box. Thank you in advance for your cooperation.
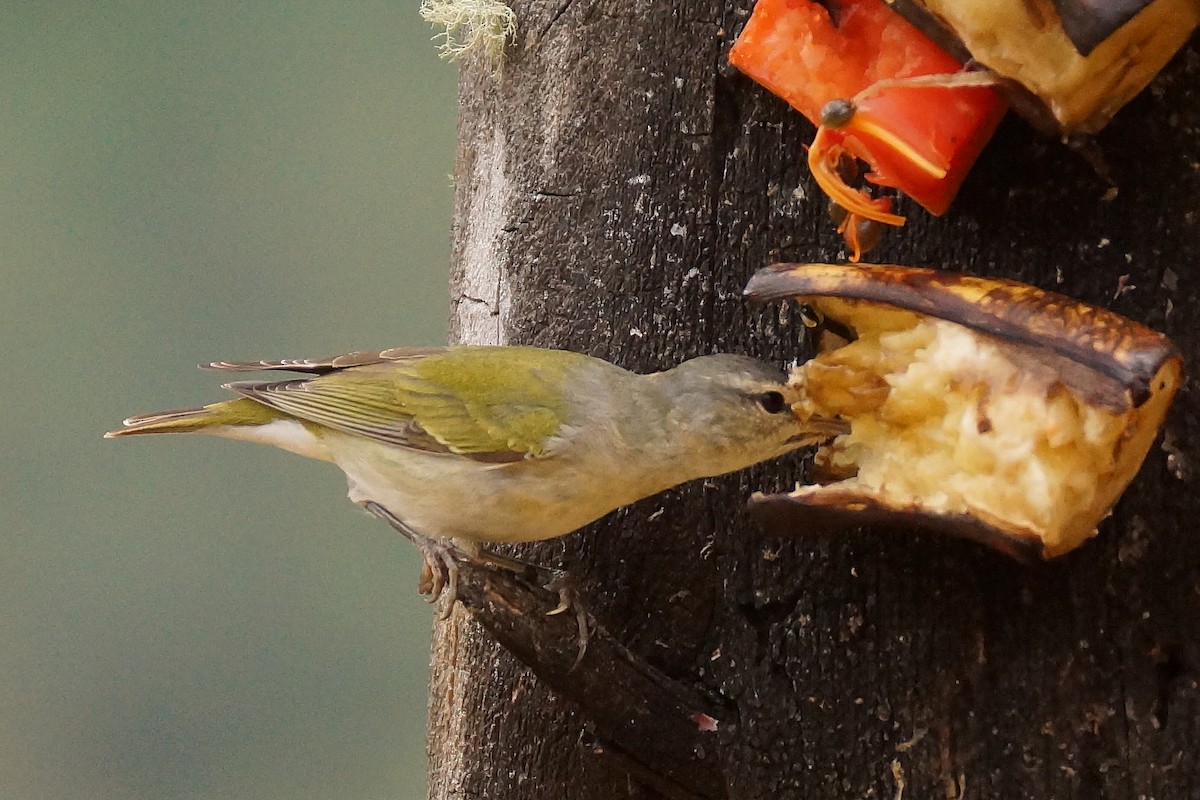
[1,3,456,798]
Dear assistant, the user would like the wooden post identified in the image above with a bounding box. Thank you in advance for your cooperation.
[428,4,1199,797]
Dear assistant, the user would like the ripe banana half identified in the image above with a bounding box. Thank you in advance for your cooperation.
[745,263,1182,560]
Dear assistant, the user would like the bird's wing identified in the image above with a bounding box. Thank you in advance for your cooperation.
[205,347,445,375]
[223,347,576,462]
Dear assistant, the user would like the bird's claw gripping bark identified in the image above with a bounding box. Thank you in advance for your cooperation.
[363,501,591,654]
[414,538,462,619]
[544,569,591,669]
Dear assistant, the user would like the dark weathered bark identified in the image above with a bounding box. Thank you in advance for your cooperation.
[430,2,1200,798]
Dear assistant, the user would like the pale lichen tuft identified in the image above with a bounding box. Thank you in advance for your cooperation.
[419,0,516,67]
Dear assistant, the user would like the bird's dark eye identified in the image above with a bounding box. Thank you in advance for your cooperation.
[757,391,788,414]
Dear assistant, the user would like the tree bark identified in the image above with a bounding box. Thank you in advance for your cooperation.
[429,3,1199,798]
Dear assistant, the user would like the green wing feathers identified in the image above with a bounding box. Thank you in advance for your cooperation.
[109,346,582,457]
[224,347,577,458]
[397,348,573,457]
[224,376,429,447]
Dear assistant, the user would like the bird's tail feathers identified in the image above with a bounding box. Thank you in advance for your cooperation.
[105,398,274,438]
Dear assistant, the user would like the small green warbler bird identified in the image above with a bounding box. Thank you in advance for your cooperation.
[107,346,839,603]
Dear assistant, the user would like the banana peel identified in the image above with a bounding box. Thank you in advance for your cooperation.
[745,263,1182,560]
[885,0,1199,135]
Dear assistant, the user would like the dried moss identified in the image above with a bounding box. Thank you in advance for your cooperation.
[419,0,516,67]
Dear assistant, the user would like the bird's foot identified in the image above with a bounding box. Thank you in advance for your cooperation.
[361,501,462,618]
[413,538,462,619]
[544,568,591,669]
[361,502,592,645]
[449,548,591,660]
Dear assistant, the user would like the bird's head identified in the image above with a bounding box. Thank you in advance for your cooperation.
[648,354,841,480]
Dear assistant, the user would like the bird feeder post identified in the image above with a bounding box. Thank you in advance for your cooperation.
[429,3,1200,797]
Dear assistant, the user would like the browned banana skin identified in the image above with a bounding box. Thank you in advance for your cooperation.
[745,263,1178,407]
[744,263,1183,560]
